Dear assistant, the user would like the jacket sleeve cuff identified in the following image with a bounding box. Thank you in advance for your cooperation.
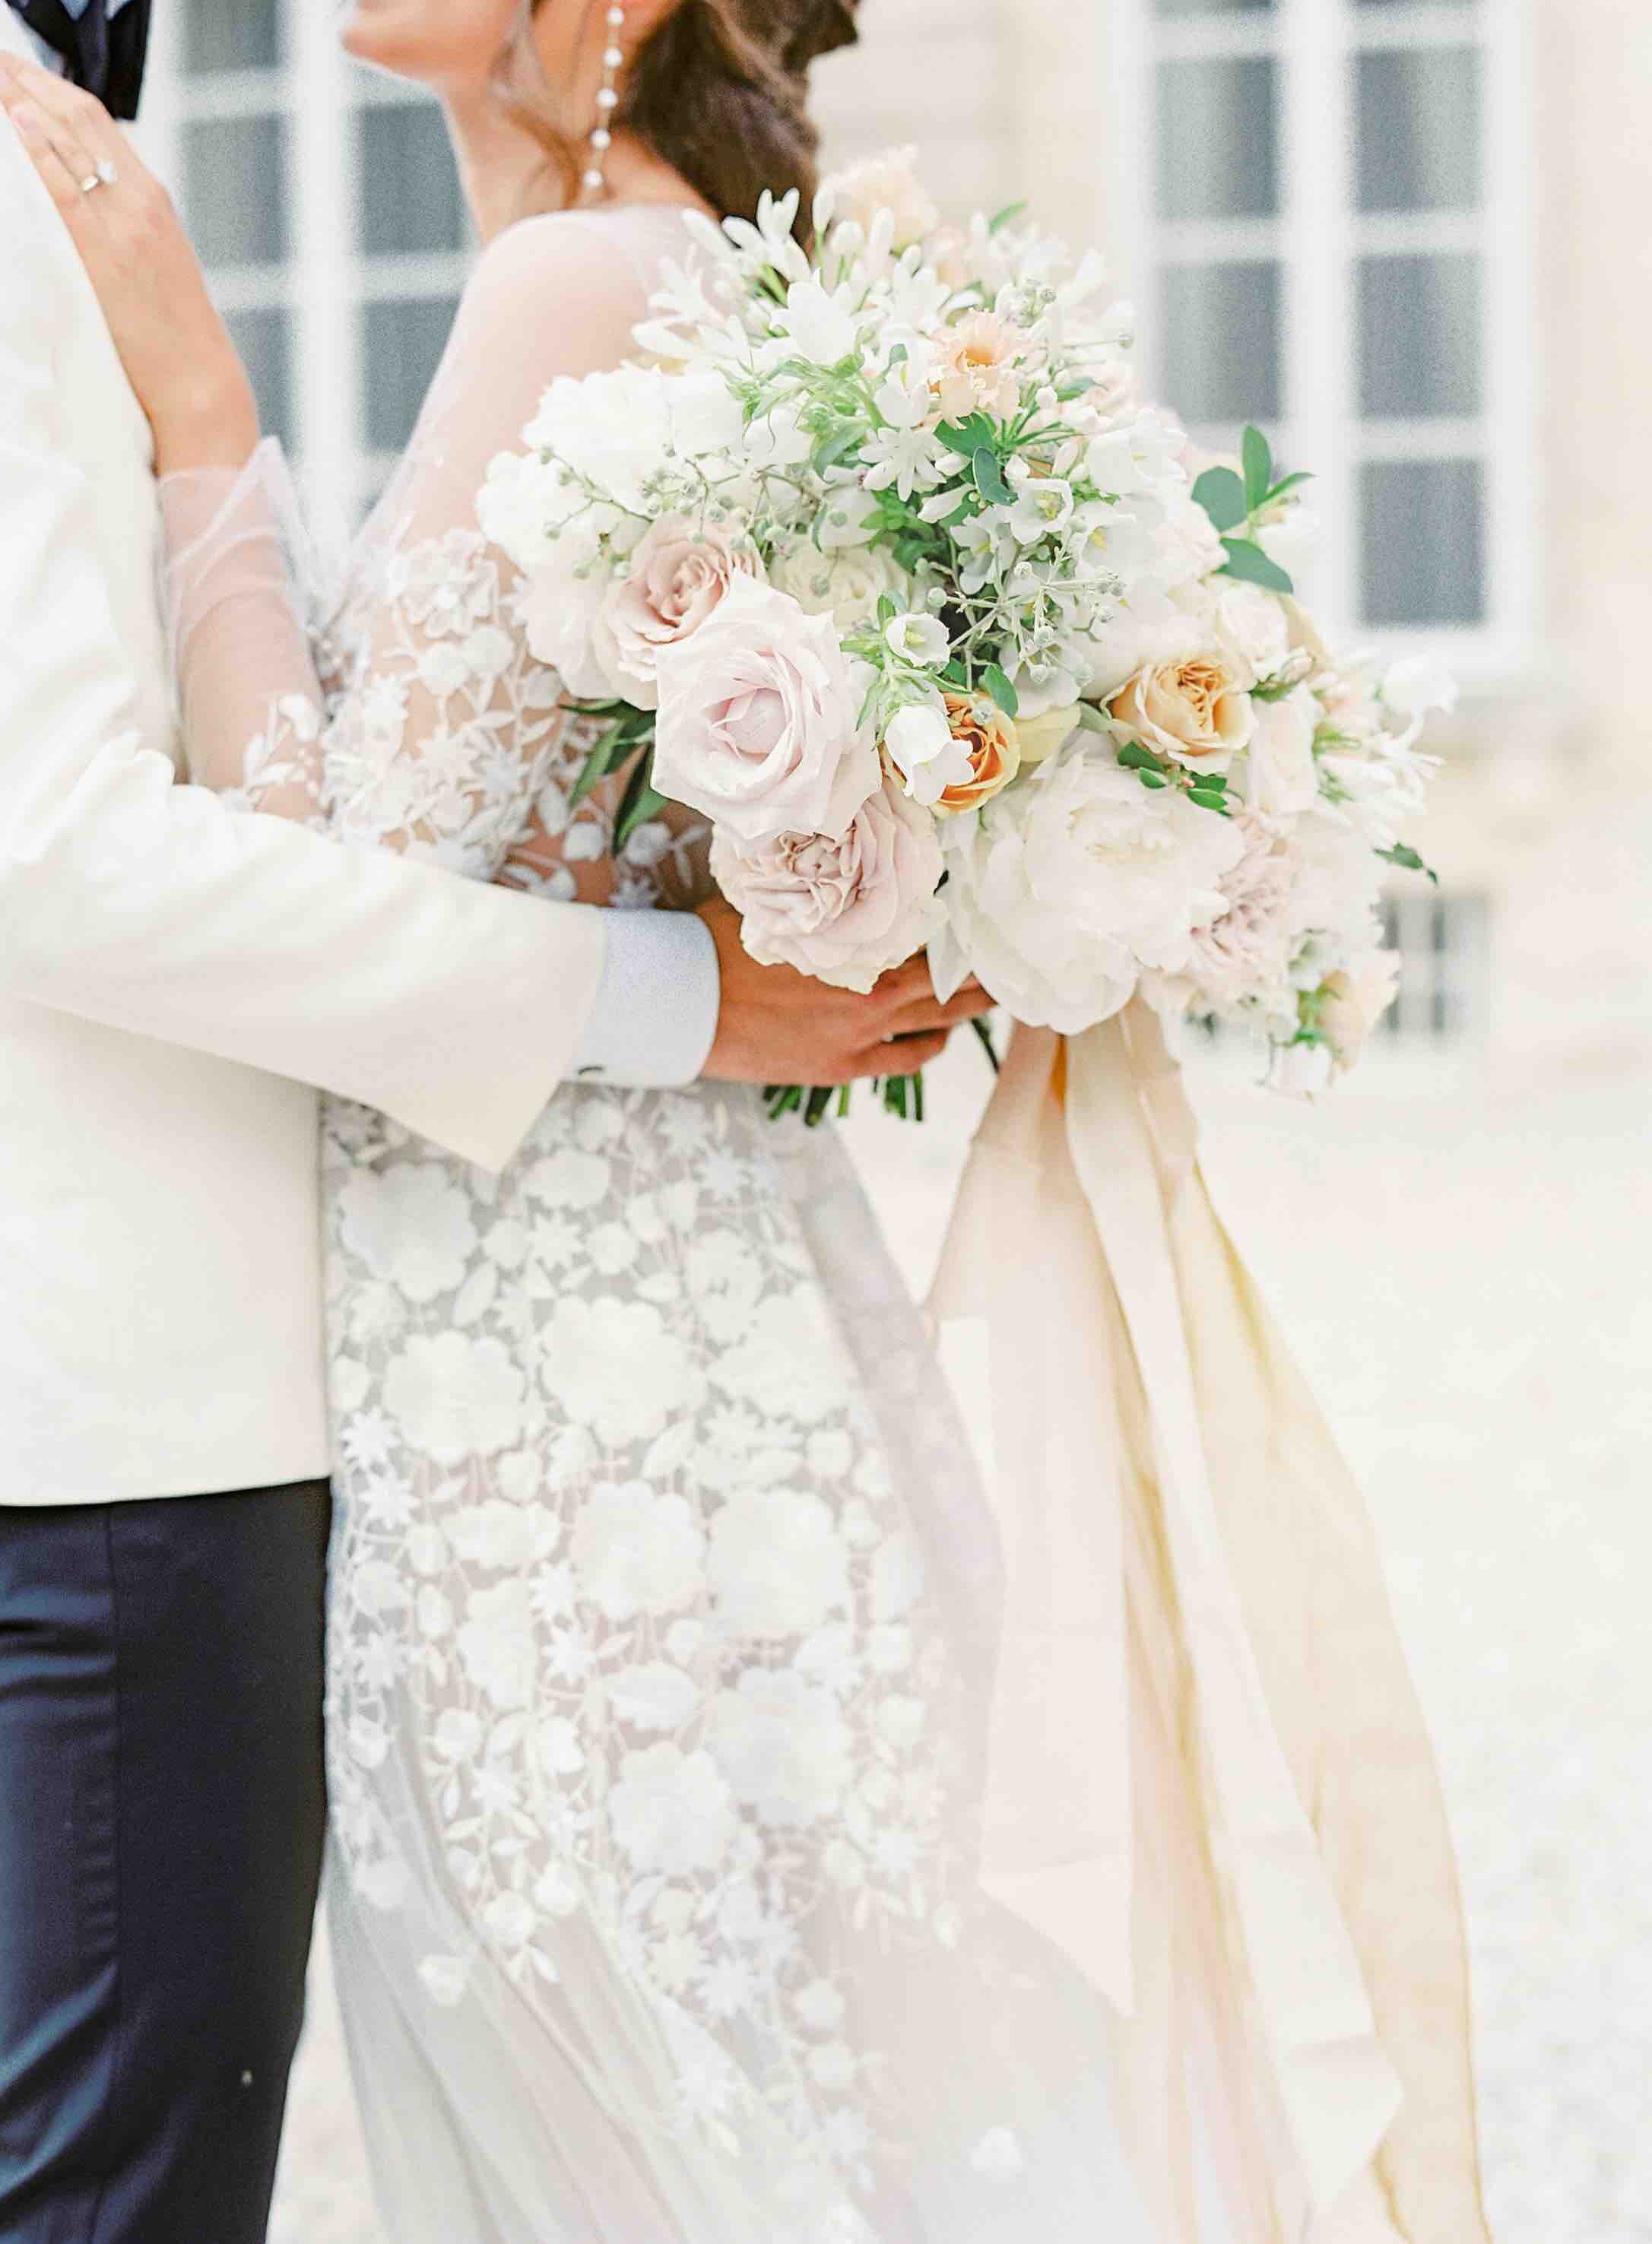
[572,908,721,1089]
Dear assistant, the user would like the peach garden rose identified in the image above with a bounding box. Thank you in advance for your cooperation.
[1108,648,1256,775]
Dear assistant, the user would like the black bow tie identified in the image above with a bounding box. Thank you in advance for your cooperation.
[11,0,151,120]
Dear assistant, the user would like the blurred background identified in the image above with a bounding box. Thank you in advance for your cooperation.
[130,2,1651,2237]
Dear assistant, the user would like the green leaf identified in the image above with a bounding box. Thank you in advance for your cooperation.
[981,663,1020,718]
[1375,842,1440,887]
[877,591,899,627]
[1138,771,1169,791]
[1187,788,1232,814]
[810,424,863,477]
[940,660,970,688]
[613,749,667,849]
[988,200,1028,236]
[1219,537,1295,596]
[936,413,994,459]
[1263,470,1314,506]
[1115,740,1162,772]
[1241,425,1274,512]
[1074,702,1112,734]
[568,721,628,812]
[972,446,1016,510]
[1191,467,1248,534]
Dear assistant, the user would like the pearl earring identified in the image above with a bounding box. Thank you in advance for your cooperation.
[583,5,625,198]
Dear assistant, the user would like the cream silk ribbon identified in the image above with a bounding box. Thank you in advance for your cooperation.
[931,1005,1491,2242]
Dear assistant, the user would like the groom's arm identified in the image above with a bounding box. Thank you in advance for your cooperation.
[0,134,717,1172]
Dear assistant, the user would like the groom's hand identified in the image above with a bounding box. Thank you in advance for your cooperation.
[696,897,994,1087]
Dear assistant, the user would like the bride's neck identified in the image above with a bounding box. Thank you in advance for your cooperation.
[444,91,686,246]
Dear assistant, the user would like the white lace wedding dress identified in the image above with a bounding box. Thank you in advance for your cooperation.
[163,204,1178,2243]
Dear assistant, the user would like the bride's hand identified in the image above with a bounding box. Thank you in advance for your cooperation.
[0,57,258,474]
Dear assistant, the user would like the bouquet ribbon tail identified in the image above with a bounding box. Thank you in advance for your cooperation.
[928,1000,1490,2242]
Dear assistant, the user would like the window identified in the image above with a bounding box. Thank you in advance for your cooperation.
[1121,0,1533,686]
[136,2,474,528]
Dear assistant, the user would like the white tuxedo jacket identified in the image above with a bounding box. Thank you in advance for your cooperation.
[0,90,707,1506]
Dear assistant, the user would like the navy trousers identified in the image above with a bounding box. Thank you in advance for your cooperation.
[0,1483,331,2244]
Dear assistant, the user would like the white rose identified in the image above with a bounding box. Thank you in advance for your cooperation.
[1243,687,1321,818]
[934,743,1245,1032]
[652,578,880,845]
[710,770,943,995]
[595,518,762,709]
[706,1487,852,1639]
[769,540,910,633]
[514,567,617,702]
[1213,582,1292,678]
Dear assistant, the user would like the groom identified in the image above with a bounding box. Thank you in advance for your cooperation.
[0,8,981,2239]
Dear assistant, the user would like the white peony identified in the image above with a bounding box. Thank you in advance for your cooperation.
[337,1162,478,1305]
[607,1744,737,1876]
[569,1481,706,1621]
[541,1295,700,1450]
[652,578,880,846]
[1288,807,1386,956]
[934,743,1245,1032]
[706,1488,852,1639]
[522,363,676,515]
[382,1333,528,1464]
[1212,581,1292,678]
[1242,687,1321,818]
[706,1668,853,1828]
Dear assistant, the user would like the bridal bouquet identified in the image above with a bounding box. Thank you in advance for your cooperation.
[480,151,1453,1116]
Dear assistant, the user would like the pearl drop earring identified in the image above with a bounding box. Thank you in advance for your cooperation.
[584,5,626,198]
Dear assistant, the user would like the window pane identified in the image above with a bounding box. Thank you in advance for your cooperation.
[1359,458,1485,626]
[1358,253,1481,417]
[357,103,470,258]
[182,116,288,268]
[362,297,461,455]
[1156,59,1279,223]
[1162,261,1283,424]
[1356,49,1482,214]
[182,0,279,72]
[226,309,293,452]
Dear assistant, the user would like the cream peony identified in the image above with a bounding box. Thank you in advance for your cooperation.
[1110,648,1256,774]
[821,147,941,249]
[1243,687,1321,818]
[933,742,1246,1032]
[710,771,943,994]
[1319,953,1402,1072]
[652,577,879,845]
[597,519,760,709]
[768,538,910,633]
[930,312,1023,423]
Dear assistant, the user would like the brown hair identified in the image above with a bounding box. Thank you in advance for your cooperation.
[503,0,860,224]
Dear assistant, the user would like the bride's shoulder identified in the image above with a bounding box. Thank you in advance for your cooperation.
[450,204,694,380]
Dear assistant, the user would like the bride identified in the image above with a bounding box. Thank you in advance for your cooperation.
[4,3,1492,2239]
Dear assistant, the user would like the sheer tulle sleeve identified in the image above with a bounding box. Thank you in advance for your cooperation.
[161,208,702,897]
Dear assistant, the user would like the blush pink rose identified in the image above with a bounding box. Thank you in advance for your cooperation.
[598,518,761,710]
[653,577,880,846]
[709,772,943,994]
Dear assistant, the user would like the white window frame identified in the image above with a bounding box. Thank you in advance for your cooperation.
[1108,0,1536,696]
[133,0,471,540]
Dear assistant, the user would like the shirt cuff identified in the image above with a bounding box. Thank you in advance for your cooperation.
[572,908,721,1089]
